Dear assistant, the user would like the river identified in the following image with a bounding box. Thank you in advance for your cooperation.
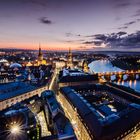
[88,60,140,92]
[115,80,140,93]
[88,60,123,73]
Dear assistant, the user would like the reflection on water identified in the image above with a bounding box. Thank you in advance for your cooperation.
[116,80,140,93]
[88,60,123,73]
[134,80,137,88]
[122,80,124,85]
[89,60,140,92]
[129,80,132,87]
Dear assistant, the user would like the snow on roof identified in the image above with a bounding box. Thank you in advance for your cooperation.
[10,63,22,68]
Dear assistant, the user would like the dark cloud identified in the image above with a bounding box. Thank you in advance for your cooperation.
[137,18,140,21]
[94,34,108,41]
[124,21,136,26]
[118,19,139,30]
[83,41,94,45]
[117,21,136,30]
[77,34,81,37]
[65,32,82,37]
[117,31,127,36]
[117,26,127,30]
[40,17,52,24]
[98,31,140,49]
[83,31,140,49]
[83,40,104,46]
[93,41,103,46]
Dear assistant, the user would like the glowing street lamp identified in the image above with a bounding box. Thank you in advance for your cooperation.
[10,124,20,135]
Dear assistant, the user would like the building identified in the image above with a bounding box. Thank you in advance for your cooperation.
[67,48,74,68]
[57,84,140,140]
[58,69,98,87]
[41,90,77,140]
[83,60,90,73]
[0,82,47,111]
[37,45,47,66]
[26,44,48,66]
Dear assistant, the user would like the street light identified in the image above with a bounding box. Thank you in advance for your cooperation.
[10,124,20,135]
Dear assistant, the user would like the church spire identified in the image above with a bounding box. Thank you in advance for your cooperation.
[68,47,72,62]
[38,43,42,56]
[67,47,73,68]
[38,43,43,61]
[69,47,71,54]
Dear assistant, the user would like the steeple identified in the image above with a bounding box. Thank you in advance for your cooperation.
[38,43,43,61]
[68,47,72,63]
[67,47,73,68]
[83,60,89,73]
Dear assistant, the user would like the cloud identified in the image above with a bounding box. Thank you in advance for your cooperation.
[85,35,95,38]
[117,26,127,30]
[117,20,136,30]
[117,31,127,36]
[65,32,73,37]
[132,9,140,17]
[83,31,140,49]
[124,21,136,26]
[93,41,103,46]
[83,41,94,44]
[83,39,104,46]
[65,32,82,37]
[137,18,140,21]
[94,34,108,41]
[40,17,52,24]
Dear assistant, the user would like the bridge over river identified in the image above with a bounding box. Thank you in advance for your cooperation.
[98,70,140,81]
[88,60,140,92]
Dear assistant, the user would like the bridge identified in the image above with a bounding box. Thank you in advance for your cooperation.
[97,70,140,81]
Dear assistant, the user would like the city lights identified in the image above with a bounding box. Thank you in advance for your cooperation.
[10,124,20,135]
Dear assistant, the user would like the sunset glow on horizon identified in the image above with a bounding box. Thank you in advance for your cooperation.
[0,42,84,51]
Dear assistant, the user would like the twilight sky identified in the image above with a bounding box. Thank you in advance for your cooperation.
[0,0,140,51]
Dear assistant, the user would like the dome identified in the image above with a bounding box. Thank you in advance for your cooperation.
[10,63,22,68]
[0,59,8,63]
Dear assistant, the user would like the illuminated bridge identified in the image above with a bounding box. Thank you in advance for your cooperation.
[97,70,140,81]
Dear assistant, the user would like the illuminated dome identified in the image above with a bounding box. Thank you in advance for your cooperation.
[10,63,22,68]
[0,59,8,63]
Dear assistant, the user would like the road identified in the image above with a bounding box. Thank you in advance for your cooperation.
[49,68,59,93]
[37,111,51,137]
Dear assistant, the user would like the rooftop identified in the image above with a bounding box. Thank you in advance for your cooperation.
[60,84,140,140]
[59,69,98,83]
[0,82,36,101]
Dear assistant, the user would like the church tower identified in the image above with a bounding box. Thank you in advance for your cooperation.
[67,47,73,68]
[68,47,73,64]
[83,60,89,73]
[38,44,43,61]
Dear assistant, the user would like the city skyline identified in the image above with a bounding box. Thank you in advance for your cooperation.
[0,0,140,51]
